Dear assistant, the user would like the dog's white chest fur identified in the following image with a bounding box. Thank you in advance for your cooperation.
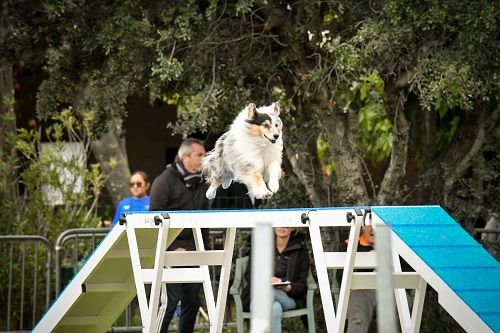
[202,102,284,200]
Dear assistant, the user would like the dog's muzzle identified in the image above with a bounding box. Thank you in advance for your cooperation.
[265,134,279,143]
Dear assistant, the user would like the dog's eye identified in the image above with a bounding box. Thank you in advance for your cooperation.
[264,124,271,129]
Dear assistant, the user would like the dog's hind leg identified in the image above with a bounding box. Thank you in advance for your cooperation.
[221,178,232,189]
[206,180,221,199]
[221,171,234,189]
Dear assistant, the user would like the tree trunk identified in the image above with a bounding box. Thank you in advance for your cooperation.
[442,103,500,207]
[416,100,438,202]
[91,128,131,207]
[283,101,331,207]
[0,65,18,233]
[377,92,410,204]
[314,102,370,206]
[0,65,16,158]
[414,102,500,206]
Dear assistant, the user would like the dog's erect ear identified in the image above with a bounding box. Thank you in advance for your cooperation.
[274,101,281,117]
[247,103,257,119]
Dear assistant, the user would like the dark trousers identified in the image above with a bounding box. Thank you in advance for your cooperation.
[159,283,202,333]
[346,289,377,333]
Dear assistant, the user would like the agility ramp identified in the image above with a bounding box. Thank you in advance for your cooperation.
[372,206,500,333]
[33,211,239,333]
[32,206,499,333]
[32,218,185,333]
[313,206,500,333]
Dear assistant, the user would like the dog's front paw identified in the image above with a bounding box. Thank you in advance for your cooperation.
[206,187,218,200]
[254,188,273,199]
[268,179,279,193]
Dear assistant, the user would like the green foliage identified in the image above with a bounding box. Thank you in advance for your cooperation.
[166,87,225,138]
[435,99,461,148]
[0,108,103,238]
[235,0,254,16]
[317,134,335,178]
[416,58,485,113]
[381,0,498,112]
[354,71,393,163]
[2,0,498,135]
[152,55,184,83]
[332,71,393,164]
[314,0,498,115]
[0,104,105,329]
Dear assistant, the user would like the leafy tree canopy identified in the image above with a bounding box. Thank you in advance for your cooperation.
[2,0,499,211]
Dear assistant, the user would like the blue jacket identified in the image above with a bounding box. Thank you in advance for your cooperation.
[112,196,150,225]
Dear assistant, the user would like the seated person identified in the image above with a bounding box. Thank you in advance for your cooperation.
[112,171,151,225]
[242,227,310,333]
[336,225,376,333]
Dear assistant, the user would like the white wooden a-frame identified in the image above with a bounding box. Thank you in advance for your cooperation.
[33,207,497,333]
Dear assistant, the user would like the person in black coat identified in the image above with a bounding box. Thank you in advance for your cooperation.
[150,137,210,333]
[242,227,310,333]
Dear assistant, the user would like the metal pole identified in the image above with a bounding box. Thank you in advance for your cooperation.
[375,224,398,333]
[250,221,273,333]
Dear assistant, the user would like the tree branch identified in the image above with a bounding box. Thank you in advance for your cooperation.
[378,92,410,204]
[283,102,330,207]
[443,102,500,205]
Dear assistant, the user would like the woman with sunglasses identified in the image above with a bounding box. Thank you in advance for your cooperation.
[112,171,151,225]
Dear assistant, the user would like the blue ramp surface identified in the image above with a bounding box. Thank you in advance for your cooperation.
[373,206,500,333]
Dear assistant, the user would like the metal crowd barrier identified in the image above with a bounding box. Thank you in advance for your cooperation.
[54,227,110,295]
[0,236,52,332]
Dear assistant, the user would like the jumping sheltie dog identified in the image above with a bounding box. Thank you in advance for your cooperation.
[202,102,283,199]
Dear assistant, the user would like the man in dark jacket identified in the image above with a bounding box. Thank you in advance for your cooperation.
[150,137,210,333]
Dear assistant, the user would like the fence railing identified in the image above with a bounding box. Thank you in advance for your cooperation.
[54,227,110,295]
[0,226,252,332]
[0,236,52,332]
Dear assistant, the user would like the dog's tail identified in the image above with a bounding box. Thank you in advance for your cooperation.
[201,150,216,179]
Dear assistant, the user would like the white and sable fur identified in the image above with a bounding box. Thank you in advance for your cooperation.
[202,102,283,199]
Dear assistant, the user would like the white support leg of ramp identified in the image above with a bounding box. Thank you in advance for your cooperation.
[191,226,236,333]
[214,227,236,332]
[309,209,425,333]
[126,217,169,333]
[193,227,217,325]
[149,217,170,332]
[309,222,336,332]
[392,247,427,333]
[334,212,362,333]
